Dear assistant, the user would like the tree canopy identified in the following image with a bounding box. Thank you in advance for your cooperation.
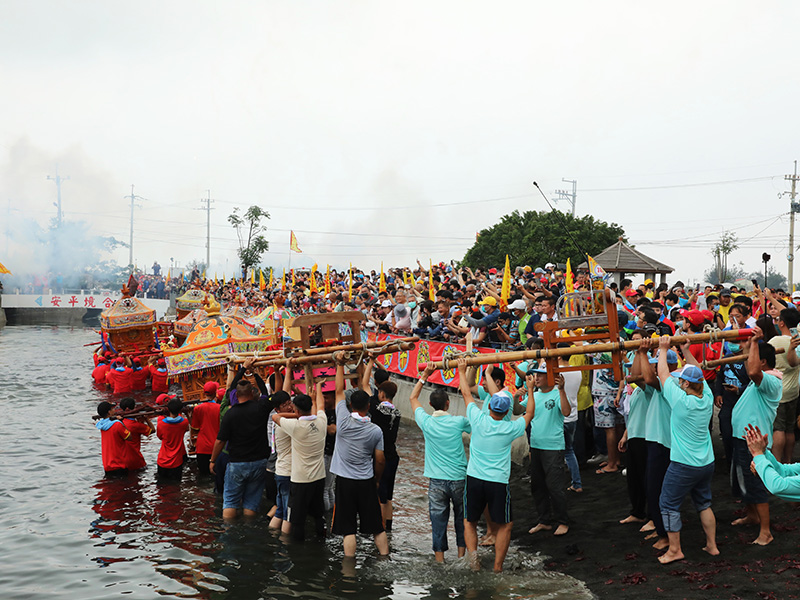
[461,209,626,269]
[228,205,270,277]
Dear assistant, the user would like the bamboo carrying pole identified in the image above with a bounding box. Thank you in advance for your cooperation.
[418,329,756,372]
[91,398,204,421]
[211,336,419,362]
[249,341,417,368]
[702,346,784,369]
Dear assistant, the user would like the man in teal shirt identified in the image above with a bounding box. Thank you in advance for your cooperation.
[730,330,781,546]
[457,358,534,573]
[411,364,472,563]
[525,365,572,536]
[656,335,719,565]
[746,424,800,502]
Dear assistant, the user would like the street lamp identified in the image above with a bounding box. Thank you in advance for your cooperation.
[762,252,771,289]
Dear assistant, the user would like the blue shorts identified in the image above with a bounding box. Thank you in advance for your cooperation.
[275,474,291,520]
[659,460,714,532]
[223,459,268,512]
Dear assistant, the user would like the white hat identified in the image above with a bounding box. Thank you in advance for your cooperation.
[509,299,527,311]
[545,262,555,270]
[380,299,393,308]
[792,291,800,300]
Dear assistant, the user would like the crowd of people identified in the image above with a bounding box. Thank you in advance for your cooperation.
[92,259,800,573]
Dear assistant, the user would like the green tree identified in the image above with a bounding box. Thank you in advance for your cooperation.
[711,231,738,284]
[228,206,270,278]
[462,209,625,269]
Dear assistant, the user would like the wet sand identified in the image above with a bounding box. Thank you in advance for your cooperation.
[510,444,800,600]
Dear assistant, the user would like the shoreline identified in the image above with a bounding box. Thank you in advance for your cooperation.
[508,446,800,599]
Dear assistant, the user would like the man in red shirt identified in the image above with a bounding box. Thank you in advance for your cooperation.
[118,397,154,471]
[95,401,131,477]
[191,381,222,477]
[92,357,111,387]
[106,357,134,394]
[157,398,189,481]
[149,357,170,393]
[130,357,149,391]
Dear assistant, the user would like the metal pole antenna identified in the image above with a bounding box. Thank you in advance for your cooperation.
[787,161,799,291]
[125,185,145,270]
[47,165,70,227]
[200,190,214,271]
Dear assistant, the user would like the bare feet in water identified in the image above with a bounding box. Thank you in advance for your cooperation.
[528,523,553,534]
[479,534,495,547]
[620,515,646,524]
[554,524,569,536]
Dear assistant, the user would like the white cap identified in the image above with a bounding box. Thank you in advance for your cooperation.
[792,291,800,300]
[381,299,393,308]
[545,262,555,270]
[509,299,527,311]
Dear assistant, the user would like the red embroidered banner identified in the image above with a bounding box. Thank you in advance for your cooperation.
[365,332,518,391]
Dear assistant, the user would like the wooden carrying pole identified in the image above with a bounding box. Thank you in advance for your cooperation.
[250,341,416,368]
[209,336,419,363]
[702,346,784,369]
[419,329,756,371]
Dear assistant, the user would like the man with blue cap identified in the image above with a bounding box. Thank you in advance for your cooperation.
[457,358,535,573]
[655,335,719,564]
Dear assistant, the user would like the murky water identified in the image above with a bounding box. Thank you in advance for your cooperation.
[0,326,593,600]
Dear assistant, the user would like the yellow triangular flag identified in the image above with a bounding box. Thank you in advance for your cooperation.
[379,262,387,293]
[500,254,511,309]
[259,268,266,291]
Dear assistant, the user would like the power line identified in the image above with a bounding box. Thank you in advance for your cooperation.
[581,176,776,193]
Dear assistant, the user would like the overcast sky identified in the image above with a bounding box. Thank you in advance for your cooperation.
[1,1,799,285]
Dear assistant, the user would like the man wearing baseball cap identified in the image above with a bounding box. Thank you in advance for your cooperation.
[464,296,500,330]
[106,356,133,395]
[654,336,718,564]
[456,358,535,573]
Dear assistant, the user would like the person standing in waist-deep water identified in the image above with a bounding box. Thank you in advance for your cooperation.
[119,397,154,472]
[190,381,221,477]
[156,398,189,481]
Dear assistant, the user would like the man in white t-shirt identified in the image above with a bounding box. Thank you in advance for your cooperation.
[274,383,328,541]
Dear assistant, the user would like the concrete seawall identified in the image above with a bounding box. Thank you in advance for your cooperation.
[391,375,530,465]
[3,307,101,326]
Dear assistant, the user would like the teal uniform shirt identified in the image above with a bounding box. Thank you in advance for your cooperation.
[414,407,471,481]
[754,451,800,502]
[626,386,647,440]
[662,378,714,467]
[529,388,566,451]
[465,402,526,484]
[731,373,782,447]
[644,385,672,448]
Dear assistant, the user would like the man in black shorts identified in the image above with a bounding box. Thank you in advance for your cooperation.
[363,356,401,531]
[330,362,389,557]
[457,359,534,572]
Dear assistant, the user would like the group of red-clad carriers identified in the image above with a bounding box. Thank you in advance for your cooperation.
[92,347,225,480]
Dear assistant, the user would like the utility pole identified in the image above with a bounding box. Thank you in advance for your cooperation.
[554,178,577,216]
[46,165,70,227]
[787,161,799,291]
[125,185,145,270]
[198,190,215,271]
